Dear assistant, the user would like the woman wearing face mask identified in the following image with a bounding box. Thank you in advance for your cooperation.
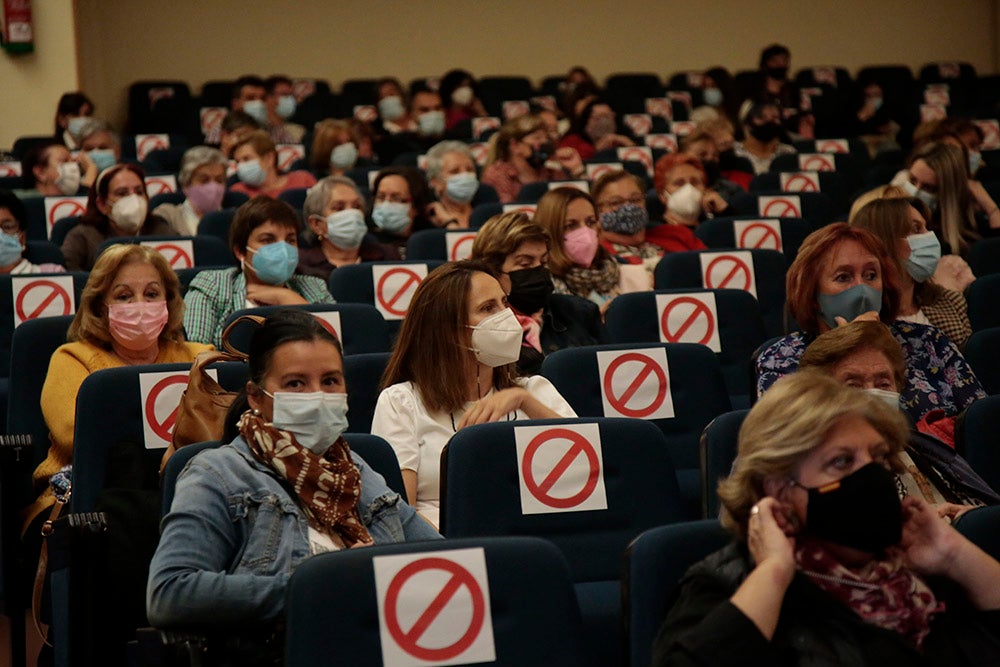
[482,114,584,204]
[424,140,481,229]
[148,309,441,634]
[52,91,94,150]
[183,196,333,348]
[18,140,84,198]
[679,130,746,207]
[754,223,984,423]
[733,101,796,175]
[0,189,65,274]
[558,99,635,162]
[369,166,433,254]
[297,176,399,280]
[309,120,360,179]
[371,261,577,528]
[653,153,729,237]
[154,146,230,236]
[375,77,414,135]
[230,130,317,199]
[851,197,970,349]
[439,68,488,131]
[24,244,211,536]
[653,370,1000,667]
[534,187,622,307]
[61,163,174,271]
[470,212,603,375]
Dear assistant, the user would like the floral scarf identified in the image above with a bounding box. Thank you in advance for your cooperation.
[795,537,944,648]
[238,410,372,547]
[560,256,621,299]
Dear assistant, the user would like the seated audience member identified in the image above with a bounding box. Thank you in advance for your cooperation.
[154,146,229,236]
[851,197,971,349]
[183,196,333,348]
[534,186,621,307]
[946,118,988,178]
[371,261,577,528]
[375,77,414,134]
[62,164,174,271]
[851,76,902,158]
[309,119,358,178]
[19,140,82,197]
[204,75,267,146]
[439,68,488,130]
[699,66,741,124]
[481,114,584,204]
[471,211,603,374]
[653,152,728,238]
[298,176,399,280]
[733,100,796,175]
[754,223,984,422]
[800,321,1000,507]
[217,110,261,158]
[557,66,599,119]
[558,98,634,161]
[369,166,433,256]
[75,118,120,186]
[750,42,814,140]
[652,370,1000,666]
[424,140,479,229]
[260,74,305,144]
[536,106,565,145]
[230,130,317,199]
[680,130,745,205]
[147,310,440,636]
[53,91,94,150]
[0,189,65,273]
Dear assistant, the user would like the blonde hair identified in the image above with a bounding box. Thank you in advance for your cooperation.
[909,142,976,254]
[717,370,908,538]
[847,184,907,222]
[470,211,549,275]
[68,244,186,349]
[310,119,353,173]
[486,114,545,165]
[533,187,599,277]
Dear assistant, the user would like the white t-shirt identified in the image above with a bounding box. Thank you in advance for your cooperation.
[370,376,577,528]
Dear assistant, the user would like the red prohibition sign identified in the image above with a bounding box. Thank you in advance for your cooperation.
[602,352,668,418]
[783,174,818,192]
[15,280,72,321]
[376,268,422,317]
[278,150,299,171]
[384,557,486,661]
[449,235,475,261]
[312,314,340,340]
[660,296,715,345]
[145,374,188,442]
[801,155,834,171]
[201,108,225,130]
[521,428,601,508]
[48,200,85,226]
[980,122,999,147]
[739,223,782,251]
[762,199,800,217]
[138,136,167,158]
[705,255,752,291]
[816,140,847,153]
[146,178,173,195]
[152,243,193,269]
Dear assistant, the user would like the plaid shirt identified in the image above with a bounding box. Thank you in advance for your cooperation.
[922,288,971,351]
[183,267,333,348]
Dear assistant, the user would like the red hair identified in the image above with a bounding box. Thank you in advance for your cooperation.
[653,152,707,194]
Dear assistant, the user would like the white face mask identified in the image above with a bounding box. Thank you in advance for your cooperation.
[865,388,901,410]
[55,161,81,195]
[452,85,474,107]
[467,308,522,367]
[109,194,148,233]
[266,390,350,455]
[665,183,703,220]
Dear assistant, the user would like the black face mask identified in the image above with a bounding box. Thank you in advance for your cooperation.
[796,462,902,554]
[526,142,553,170]
[506,265,554,314]
[749,121,784,143]
[766,66,789,81]
[702,160,721,185]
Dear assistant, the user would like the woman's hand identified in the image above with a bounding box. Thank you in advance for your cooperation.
[456,387,529,430]
[426,202,462,228]
[900,496,961,577]
[553,146,584,177]
[935,501,975,523]
[702,190,729,215]
[833,311,880,327]
[969,180,1000,229]
[77,151,99,188]
[594,134,635,152]
[246,283,308,306]
[746,497,796,577]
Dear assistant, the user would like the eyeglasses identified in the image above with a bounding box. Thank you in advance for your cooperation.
[596,195,645,212]
[374,193,411,204]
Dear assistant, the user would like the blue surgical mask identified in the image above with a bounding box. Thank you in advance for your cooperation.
[264,390,349,455]
[703,87,723,107]
[237,159,267,187]
[247,241,298,285]
[330,142,358,170]
[276,95,296,120]
[88,149,117,173]
[67,116,89,137]
[417,110,445,136]
[243,99,267,124]
[818,284,882,328]
[869,97,884,111]
[0,232,23,267]
[324,208,367,250]
[372,201,412,233]
[445,172,478,204]
[905,231,941,283]
[378,95,406,122]
[969,150,983,175]
[901,179,937,211]
[599,203,649,235]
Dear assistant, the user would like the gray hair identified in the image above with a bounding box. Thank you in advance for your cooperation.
[177,146,228,187]
[301,175,367,243]
[424,140,474,181]
[76,118,120,146]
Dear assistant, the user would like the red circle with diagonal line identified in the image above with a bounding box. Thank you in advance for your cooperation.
[376,267,422,317]
[138,136,167,159]
[384,557,486,661]
[146,178,174,196]
[144,374,188,442]
[816,140,847,153]
[704,255,752,291]
[15,280,72,322]
[602,352,668,418]
[277,148,301,171]
[761,198,800,217]
[311,313,340,340]
[660,296,715,345]
[150,243,193,269]
[801,155,835,171]
[783,174,818,192]
[449,235,476,261]
[521,428,601,508]
[201,108,225,133]
[48,200,86,226]
[738,223,782,251]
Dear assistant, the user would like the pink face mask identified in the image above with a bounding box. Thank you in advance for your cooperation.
[107,301,169,351]
[184,182,225,215]
[563,225,599,267]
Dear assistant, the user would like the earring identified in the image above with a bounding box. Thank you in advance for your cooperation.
[252,408,261,416]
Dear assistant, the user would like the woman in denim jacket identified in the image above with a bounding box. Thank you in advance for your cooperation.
[147,309,440,629]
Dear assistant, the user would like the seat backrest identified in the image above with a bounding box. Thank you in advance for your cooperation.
[0,273,87,377]
[967,274,1000,332]
[730,190,835,228]
[343,352,392,434]
[440,417,687,581]
[160,440,219,513]
[540,343,729,509]
[694,215,812,264]
[222,303,390,356]
[277,187,309,211]
[327,260,445,337]
[969,238,1000,277]
[699,409,750,518]
[404,228,479,262]
[622,520,729,667]
[964,327,1000,395]
[49,215,82,247]
[957,394,1000,492]
[469,202,504,228]
[196,207,239,244]
[286,536,588,667]
[21,195,89,242]
[23,240,65,266]
[97,235,236,269]
[653,249,787,339]
[954,505,1000,563]
[603,289,768,407]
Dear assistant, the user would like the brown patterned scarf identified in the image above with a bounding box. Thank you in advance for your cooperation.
[795,537,945,648]
[561,255,621,298]
[238,410,372,547]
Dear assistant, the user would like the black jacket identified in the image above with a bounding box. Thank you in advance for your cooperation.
[517,293,604,376]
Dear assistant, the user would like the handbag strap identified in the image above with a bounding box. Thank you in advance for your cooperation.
[32,484,71,646]
[219,314,266,358]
